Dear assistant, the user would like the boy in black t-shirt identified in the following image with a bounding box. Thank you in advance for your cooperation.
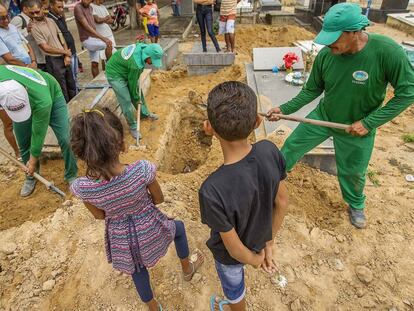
[199,81,289,311]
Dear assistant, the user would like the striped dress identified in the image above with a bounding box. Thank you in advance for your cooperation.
[70,160,176,274]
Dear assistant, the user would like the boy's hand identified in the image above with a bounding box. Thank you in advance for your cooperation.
[251,249,265,267]
[261,242,278,274]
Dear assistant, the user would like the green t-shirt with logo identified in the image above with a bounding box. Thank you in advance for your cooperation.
[0,65,64,157]
[280,33,414,131]
[105,43,146,106]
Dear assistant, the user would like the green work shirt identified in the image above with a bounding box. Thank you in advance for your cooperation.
[280,33,414,131]
[105,43,146,106]
[0,65,64,157]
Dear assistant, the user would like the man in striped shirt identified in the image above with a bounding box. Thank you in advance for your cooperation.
[219,0,239,53]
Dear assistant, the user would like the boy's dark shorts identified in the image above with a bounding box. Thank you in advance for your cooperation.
[147,24,160,37]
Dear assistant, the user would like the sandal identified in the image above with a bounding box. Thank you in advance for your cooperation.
[210,295,230,311]
[183,249,204,282]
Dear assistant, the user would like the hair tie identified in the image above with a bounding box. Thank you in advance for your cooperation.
[83,109,105,117]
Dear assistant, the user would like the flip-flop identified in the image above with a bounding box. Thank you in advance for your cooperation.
[210,295,230,311]
[183,249,204,281]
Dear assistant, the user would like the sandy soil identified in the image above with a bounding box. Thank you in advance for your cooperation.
[0,24,413,311]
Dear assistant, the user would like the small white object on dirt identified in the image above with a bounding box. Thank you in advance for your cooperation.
[0,242,17,255]
[405,174,414,182]
[271,274,288,288]
[42,279,55,291]
[355,265,373,284]
[290,298,301,311]
[191,272,202,284]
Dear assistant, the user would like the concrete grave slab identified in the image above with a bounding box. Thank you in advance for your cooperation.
[245,63,337,175]
[160,16,194,39]
[184,43,235,75]
[260,0,282,11]
[253,47,304,71]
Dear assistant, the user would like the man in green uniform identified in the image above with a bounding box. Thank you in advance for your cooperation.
[0,65,78,197]
[105,43,163,139]
[267,3,414,229]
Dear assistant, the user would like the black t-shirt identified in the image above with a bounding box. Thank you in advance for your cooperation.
[47,12,77,55]
[199,140,287,265]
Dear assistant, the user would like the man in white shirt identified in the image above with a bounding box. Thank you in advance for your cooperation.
[91,0,116,69]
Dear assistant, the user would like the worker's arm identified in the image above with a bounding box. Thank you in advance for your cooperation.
[220,229,265,266]
[147,178,164,205]
[127,62,144,104]
[278,53,325,115]
[83,201,105,219]
[361,46,414,131]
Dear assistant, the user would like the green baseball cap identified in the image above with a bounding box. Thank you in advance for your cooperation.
[142,44,164,68]
[133,43,164,69]
[314,3,370,46]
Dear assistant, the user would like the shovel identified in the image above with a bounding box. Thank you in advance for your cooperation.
[258,95,350,131]
[0,147,66,198]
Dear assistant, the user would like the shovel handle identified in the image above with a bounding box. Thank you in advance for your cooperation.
[258,112,350,130]
[0,147,66,197]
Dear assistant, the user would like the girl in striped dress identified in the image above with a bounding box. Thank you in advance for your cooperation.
[69,108,204,311]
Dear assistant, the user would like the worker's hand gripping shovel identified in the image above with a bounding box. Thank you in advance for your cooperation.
[0,147,66,198]
[258,95,351,131]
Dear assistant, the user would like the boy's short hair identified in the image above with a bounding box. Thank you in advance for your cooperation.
[207,81,257,141]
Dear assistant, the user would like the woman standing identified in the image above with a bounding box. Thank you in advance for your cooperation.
[195,0,220,53]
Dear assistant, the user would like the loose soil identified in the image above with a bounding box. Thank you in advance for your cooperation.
[1,24,413,311]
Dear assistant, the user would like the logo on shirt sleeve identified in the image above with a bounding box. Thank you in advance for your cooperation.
[5,65,47,86]
[352,71,369,85]
[121,44,136,60]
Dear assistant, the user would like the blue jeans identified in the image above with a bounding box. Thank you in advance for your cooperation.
[215,261,246,304]
[172,4,181,16]
[70,54,80,92]
[131,220,189,303]
[196,4,220,52]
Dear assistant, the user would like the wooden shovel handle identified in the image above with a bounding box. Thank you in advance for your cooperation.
[258,112,350,130]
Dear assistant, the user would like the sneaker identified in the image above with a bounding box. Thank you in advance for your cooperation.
[129,128,141,139]
[146,112,159,121]
[348,207,367,229]
[20,178,37,197]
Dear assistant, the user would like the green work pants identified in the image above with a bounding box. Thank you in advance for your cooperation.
[13,96,78,182]
[107,77,150,131]
[281,105,375,210]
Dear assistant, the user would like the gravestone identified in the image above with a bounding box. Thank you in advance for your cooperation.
[183,43,235,76]
[253,47,304,71]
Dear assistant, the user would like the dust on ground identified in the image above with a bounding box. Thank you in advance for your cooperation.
[0,24,414,311]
